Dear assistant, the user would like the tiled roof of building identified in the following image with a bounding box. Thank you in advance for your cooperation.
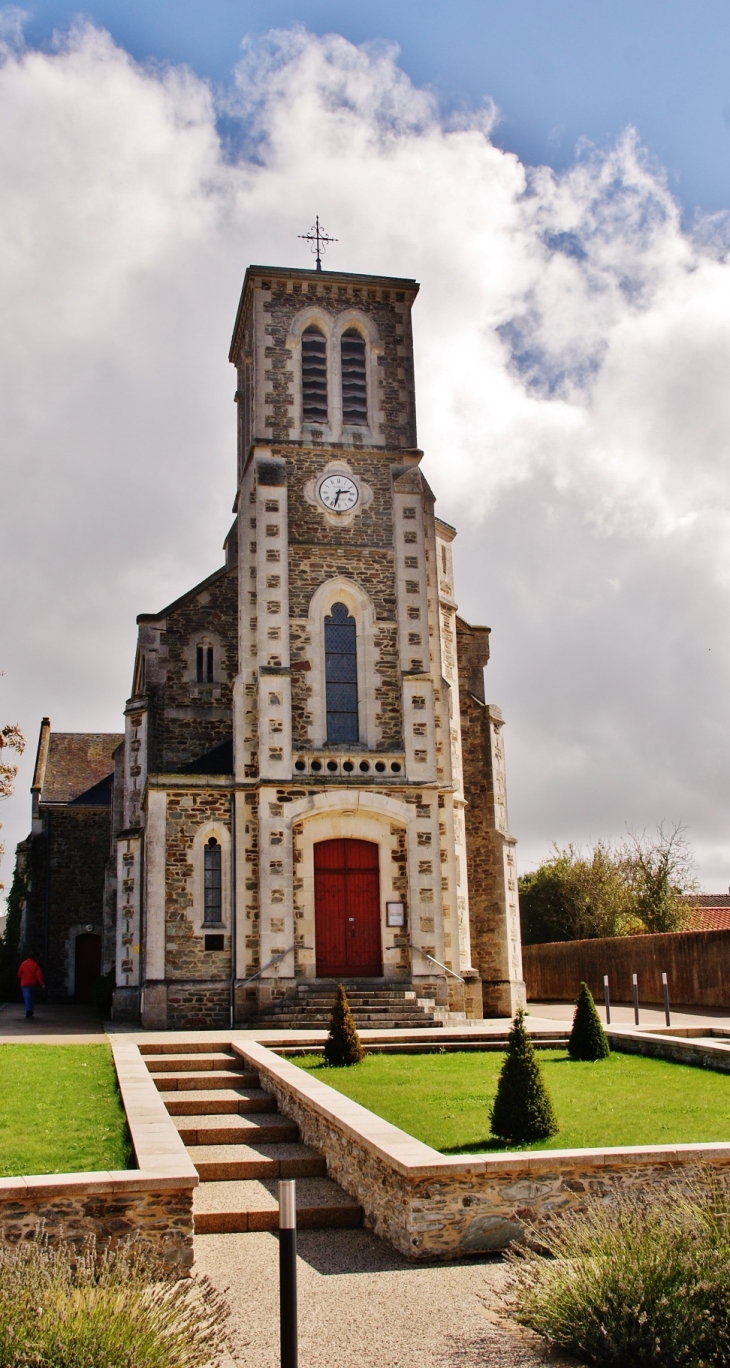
[32,721,123,804]
[685,895,730,931]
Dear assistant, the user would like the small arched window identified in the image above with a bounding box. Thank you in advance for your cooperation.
[341,329,367,426]
[301,326,328,423]
[196,645,214,683]
[325,602,359,743]
[203,837,222,923]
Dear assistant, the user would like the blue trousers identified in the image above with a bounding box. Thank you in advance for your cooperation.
[22,986,34,1015]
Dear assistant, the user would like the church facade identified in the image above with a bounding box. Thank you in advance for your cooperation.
[108,262,525,1029]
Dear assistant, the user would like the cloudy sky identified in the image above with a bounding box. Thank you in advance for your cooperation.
[2,1,730,895]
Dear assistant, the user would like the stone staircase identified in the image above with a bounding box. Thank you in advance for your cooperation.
[141,1042,362,1234]
[252,980,443,1030]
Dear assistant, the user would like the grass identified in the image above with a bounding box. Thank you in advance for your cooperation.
[0,1044,132,1176]
[294,1048,730,1152]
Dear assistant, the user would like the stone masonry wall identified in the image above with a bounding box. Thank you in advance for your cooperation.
[0,1184,193,1273]
[24,808,110,998]
[245,277,417,449]
[145,565,238,773]
[165,788,232,982]
[237,1040,730,1261]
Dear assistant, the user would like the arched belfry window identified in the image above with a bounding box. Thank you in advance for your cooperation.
[341,329,367,425]
[301,325,328,423]
[325,602,359,743]
[203,837,222,923]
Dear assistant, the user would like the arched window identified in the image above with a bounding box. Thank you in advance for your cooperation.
[301,326,328,423]
[325,602,359,743]
[196,644,214,683]
[341,329,367,425]
[203,837,222,923]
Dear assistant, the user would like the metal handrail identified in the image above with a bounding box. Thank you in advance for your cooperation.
[239,945,313,990]
[406,942,465,984]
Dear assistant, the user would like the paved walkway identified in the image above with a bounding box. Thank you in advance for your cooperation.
[528,1000,730,1031]
[0,1001,108,1043]
[196,1228,576,1368]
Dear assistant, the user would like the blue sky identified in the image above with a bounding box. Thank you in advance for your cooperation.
[23,0,730,215]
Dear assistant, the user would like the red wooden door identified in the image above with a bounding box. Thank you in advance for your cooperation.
[74,933,101,1004]
[314,839,382,977]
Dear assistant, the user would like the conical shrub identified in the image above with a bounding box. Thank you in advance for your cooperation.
[568,981,610,1061]
[324,984,365,1066]
[490,1007,559,1143]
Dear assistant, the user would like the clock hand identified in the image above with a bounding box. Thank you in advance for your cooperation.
[333,489,342,506]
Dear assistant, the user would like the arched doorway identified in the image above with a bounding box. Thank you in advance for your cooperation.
[314,839,382,978]
[74,933,101,1004]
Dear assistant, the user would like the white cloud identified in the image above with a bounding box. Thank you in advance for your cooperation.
[2,20,730,892]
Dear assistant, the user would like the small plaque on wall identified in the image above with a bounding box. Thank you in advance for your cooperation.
[386,901,405,927]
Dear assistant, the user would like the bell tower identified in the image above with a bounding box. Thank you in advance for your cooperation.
[227,262,525,1019]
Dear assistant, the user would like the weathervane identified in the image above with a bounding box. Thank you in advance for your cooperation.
[298,216,338,271]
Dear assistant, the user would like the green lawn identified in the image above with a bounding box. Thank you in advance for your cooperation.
[0,1044,132,1176]
[294,1049,730,1152]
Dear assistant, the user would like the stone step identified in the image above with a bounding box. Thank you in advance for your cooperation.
[255,1016,443,1030]
[175,1113,298,1145]
[188,1142,327,1181]
[152,1069,259,1091]
[139,1041,233,1056]
[294,991,418,1002]
[163,1087,275,1116]
[144,1052,238,1072]
[193,1177,362,1234]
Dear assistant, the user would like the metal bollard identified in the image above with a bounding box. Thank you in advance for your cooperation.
[662,971,671,1028]
[632,973,640,1026]
[279,1180,298,1368]
[603,974,611,1025]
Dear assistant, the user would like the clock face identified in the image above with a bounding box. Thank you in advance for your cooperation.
[318,474,359,512]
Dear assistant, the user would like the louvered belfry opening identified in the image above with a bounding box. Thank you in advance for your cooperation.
[325,602,359,743]
[341,328,367,425]
[301,325,328,423]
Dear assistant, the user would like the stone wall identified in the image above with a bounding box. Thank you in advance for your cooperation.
[523,929,730,1009]
[23,807,110,998]
[143,565,238,774]
[0,1042,196,1274]
[234,1039,730,1260]
[165,788,233,983]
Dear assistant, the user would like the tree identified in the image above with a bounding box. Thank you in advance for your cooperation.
[0,720,25,889]
[519,825,699,944]
[490,1008,559,1143]
[519,841,632,944]
[623,822,698,934]
[324,984,365,1066]
[568,982,610,1061]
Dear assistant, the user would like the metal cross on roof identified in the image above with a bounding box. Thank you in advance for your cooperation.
[298,216,338,271]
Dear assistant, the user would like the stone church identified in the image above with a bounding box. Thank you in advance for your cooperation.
[18,260,525,1029]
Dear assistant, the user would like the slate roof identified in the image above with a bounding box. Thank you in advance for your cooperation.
[32,721,123,805]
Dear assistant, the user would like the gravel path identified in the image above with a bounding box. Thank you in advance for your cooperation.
[195,1228,578,1368]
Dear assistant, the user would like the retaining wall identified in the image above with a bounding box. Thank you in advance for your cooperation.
[523,929,730,1008]
[232,1036,730,1260]
[0,1041,196,1272]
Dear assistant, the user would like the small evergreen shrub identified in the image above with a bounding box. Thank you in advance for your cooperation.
[490,1007,558,1143]
[509,1171,730,1367]
[324,984,365,1066]
[568,981,610,1061]
[0,1232,231,1367]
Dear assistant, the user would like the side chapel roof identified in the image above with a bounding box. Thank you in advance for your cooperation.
[31,719,123,805]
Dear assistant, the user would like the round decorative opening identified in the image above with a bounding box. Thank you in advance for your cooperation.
[390,762,402,773]
[326,760,338,772]
[294,760,306,772]
[343,761,354,772]
[375,761,386,773]
[311,760,322,772]
[359,760,370,772]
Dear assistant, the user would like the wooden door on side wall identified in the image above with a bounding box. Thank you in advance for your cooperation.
[74,933,101,1004]
[314,839,382,978]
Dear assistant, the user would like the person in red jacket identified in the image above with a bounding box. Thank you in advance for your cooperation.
[18,952,45,1018]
